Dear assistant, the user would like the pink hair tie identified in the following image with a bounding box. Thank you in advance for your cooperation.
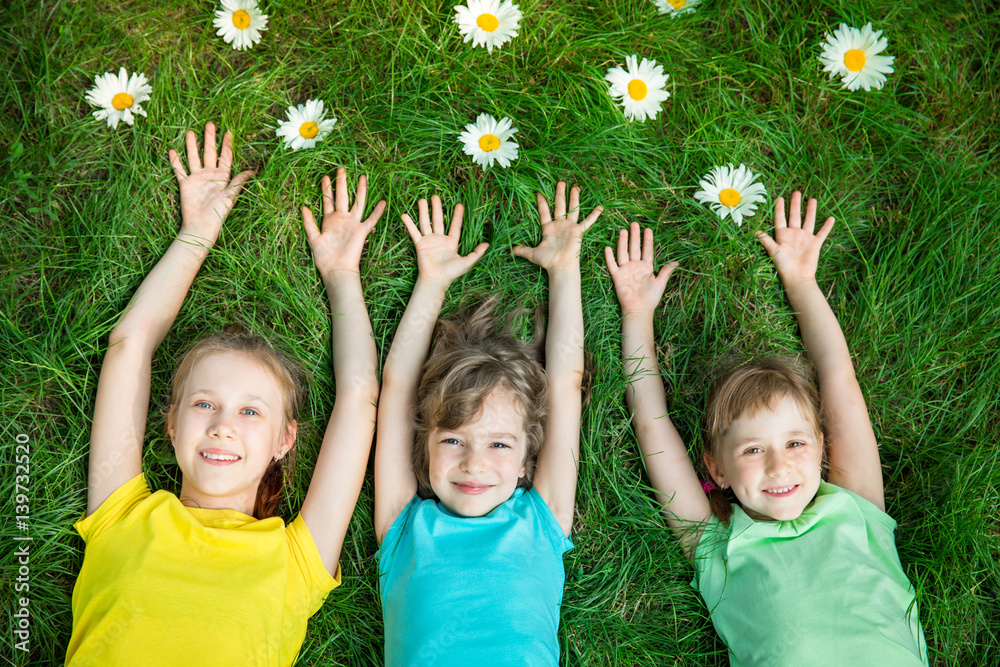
[701,480,717,493]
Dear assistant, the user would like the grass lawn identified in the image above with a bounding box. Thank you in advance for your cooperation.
[2,0,998,664]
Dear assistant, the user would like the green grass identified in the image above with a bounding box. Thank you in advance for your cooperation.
[2,0,998,664]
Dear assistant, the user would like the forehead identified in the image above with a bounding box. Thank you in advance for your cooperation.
[447,388,527,436]
[183,351,283,399]
[724,394,819,444]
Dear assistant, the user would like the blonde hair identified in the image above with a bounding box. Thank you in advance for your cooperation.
[413,296,547,500]
[166,328,305,519]
[701,357,822,523]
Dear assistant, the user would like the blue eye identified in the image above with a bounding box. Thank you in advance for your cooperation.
[195,401,213,410]
[241,408,259,416]
[443,438,462,446]
[490,442,510,449]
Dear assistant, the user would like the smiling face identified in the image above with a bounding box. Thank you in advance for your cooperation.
[427,388,528,517]
[168,351,295,515]
[705,394,824,521]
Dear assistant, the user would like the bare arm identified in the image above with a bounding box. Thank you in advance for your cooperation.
[88,123,252,516]
[606,223,711,558]
[512,182,601,536]
[756,192,883,509]
[373,196,488,543]
[298,168,386,575]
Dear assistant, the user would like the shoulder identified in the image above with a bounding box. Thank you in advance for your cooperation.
[75,474,155,542]
[521,488,574,553]
[816,482,897,534]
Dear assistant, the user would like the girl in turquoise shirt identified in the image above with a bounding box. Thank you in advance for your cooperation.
[607,193,928,665]
[374,183,602,666]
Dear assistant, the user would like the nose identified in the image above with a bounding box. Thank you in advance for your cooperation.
[209,413,236,439]
[766,448,789,478]
[460,447,487,474]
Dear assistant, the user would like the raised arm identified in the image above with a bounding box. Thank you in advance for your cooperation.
[606,223,710,558]
[756,192,883,509]
[298,168,386,575]
[512,182,601,536]
[87,123,252,515]
[373,195,488,543]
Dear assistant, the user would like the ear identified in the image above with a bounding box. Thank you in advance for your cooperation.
[166,406,177,439]
[703,452,725,487]
[276,420,298,460]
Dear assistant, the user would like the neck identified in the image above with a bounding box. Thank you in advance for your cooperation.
[178,479,257,516]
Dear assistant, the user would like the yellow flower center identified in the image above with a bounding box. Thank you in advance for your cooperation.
[299,122,319,139]
[669,0,687,8]
[627,79,648,101]
[477,13,499,32]
[111,92,133,110]
[478,134,500,151]
[232,9,251,29]
[844,49,866,72]
[719,188,742,208]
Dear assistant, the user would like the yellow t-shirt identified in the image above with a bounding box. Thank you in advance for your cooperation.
[66,474,339,666]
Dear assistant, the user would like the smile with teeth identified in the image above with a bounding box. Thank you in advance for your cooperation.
[763,485,798,495]
[200,452,241,461]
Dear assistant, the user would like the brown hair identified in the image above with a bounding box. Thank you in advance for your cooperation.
[701,357,822,523]
[413,295,548,500]
[166,328,306,519]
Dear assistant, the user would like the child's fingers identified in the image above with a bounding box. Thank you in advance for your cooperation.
[566,185,580,221]
[629,222,641,261]
[168,149,188,180]
[417,198,431,235]
[641,226,654,263]
[616,228,628,267]
[185,130,202,173]
[401,213,422,244]
[335,167,349,212]
[228,169,254,195]
[803,196,818,233]
[363,200,387,232]
[511,245,533,263]
[536,192,552,224]
[218,131,234,172]
[755,230,779,257]
[203,122,217,170]
[581,205,603,232]
[774,196,786,229]
[302,206,319,242]
[353,175,368,216]
[322,176,334,217]
[554,181,567,219]
[448,203,465,240]
[788,191,803,228]
[815,216,835,244]
[655,261,679,289]
[465,241,489,267]
[431,195,444,234]
[604,246,618,273]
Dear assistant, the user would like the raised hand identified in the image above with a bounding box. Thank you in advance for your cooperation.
[302,167,387,278]
[756,191,835,287]
[401,195,488,286]
[168,122,253,246]
[605,222,678,315]
[513,181,602,272]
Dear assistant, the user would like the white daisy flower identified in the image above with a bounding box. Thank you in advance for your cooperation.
[458,113,518,169]
[818,23,895,91]
[654,0,701,18]
[694,164,767,227]
[275,99,336,150]
[605,55,671,122]
[454,0,522,53]
[84,67,152,130]
[213,0,268,51]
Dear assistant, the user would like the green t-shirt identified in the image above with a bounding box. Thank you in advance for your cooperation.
[694,482,928,666]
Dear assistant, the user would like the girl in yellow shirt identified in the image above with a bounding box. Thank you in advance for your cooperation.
[67,123,384,666]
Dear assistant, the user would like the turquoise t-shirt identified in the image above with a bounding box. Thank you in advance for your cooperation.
[694,482,928,666]
[378,487,573,667]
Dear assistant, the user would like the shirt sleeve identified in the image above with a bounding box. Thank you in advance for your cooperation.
[526,488,574,554]
[286,514,341,616]
[74,474,151,543]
